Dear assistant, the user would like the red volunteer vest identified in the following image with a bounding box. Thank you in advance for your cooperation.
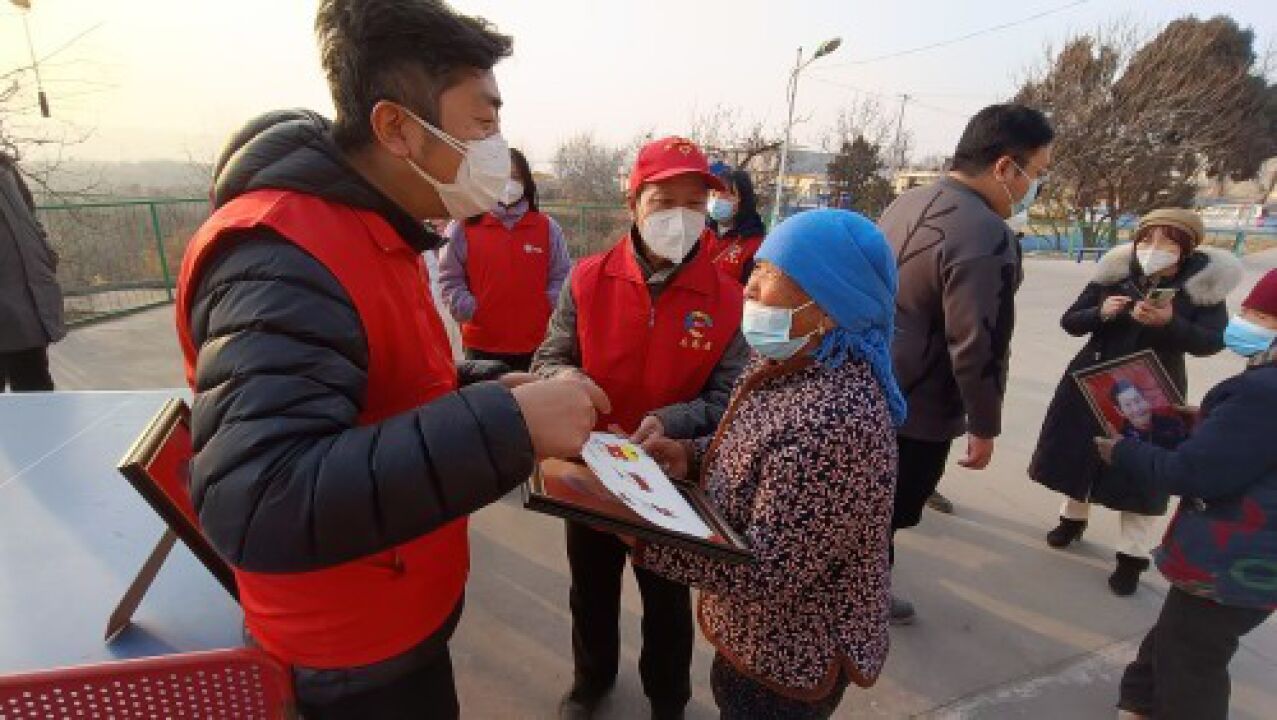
[461,211,554,354]
[573,232,743,432]
[175,189,468,669]
[706,232,764,283]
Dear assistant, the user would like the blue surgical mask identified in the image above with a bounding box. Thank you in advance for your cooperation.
[1224,316,1277,358]
[742,299,816,361]
[707,196,737,223]
[1002,159,1042,218]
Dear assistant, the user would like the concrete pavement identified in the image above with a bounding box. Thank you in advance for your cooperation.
[46,250,1277,718]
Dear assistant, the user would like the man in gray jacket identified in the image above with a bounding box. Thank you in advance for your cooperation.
[878,104,1053,623]
[0,154,64,391]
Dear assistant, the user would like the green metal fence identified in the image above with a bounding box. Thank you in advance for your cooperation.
[34,197,631,327]
[35,198,209,326]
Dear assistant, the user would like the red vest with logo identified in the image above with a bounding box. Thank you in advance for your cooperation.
[175,189,468,669]
[706,232,764,283]
[573,231,743,433]
[461,211,554,354]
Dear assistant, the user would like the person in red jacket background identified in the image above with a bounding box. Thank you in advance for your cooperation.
[439,147,571,371]
[533,137,750,720]
[704,166,766,283]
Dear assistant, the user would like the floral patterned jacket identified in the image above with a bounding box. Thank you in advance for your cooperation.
[637,355,897,699]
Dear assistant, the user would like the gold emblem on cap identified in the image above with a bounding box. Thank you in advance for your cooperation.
[665,138,695,155]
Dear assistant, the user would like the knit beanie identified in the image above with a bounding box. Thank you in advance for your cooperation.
[1242,269,1277,316]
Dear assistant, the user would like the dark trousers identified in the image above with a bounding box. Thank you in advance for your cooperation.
[298,648,458,720]
[0,347,54,392]
[565,522,693,711]
[1119,586,1271,720]
[463,347,533,373]
[710,653,848,720]
[890,435,953,563]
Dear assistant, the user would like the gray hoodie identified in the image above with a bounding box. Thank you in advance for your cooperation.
[878,177,1022,442]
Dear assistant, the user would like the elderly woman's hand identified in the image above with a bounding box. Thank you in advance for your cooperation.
[642,436,690,481]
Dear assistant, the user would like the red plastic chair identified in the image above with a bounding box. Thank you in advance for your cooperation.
[0,648,295,719]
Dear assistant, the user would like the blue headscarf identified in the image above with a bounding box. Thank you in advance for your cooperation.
[755,209,907,426]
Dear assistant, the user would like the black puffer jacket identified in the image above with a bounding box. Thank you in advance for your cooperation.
[185,109,534,575]
[1029,244,1242,514]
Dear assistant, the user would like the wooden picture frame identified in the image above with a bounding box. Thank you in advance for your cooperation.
[107,399,237,641]
[525,458,752,564]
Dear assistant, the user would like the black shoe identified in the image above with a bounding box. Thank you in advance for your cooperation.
[651,703,686,720]
[889,594,916,625]
[559,688,605,720]
[1046,517,1087,548]
[1108,553,1151,597]
[926,491,955,514]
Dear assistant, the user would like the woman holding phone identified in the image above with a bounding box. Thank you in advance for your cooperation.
[1029,208,1242,595]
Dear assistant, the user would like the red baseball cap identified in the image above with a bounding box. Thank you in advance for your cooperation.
[627,136,727,196]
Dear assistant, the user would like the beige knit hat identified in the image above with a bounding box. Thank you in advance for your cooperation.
[1136,208,1205,248]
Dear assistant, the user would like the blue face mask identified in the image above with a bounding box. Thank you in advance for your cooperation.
[707,196,737,223]
[742,299,816,361]
[1224,316,1277,358]
[1003,159,1042,217]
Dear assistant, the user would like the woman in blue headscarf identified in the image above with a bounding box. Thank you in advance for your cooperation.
[635,209,903,719]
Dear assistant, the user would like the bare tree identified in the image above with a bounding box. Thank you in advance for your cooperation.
[686,104,784,214]
[551,132,627,204]
[1016,16,1277,247]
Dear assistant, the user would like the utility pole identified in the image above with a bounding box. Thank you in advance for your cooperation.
[891,93,910,177]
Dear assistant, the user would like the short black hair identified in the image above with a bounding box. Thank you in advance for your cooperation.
[316,0,513,150]
[951,104,1054,174]
[1109,379,1142,406]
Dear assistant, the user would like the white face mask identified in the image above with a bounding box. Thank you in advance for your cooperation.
[399,108,511,219]
[640,208,705,263]
[1137,247,1180,276]
[498,179,524,207]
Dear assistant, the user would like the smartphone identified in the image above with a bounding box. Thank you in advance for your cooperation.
[1146,288,1178,308]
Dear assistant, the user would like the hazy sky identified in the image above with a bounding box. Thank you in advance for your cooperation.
[1,0,1273,170]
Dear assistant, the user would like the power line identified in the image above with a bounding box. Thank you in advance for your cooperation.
[807,76,972,118]
[820,0,1089,68]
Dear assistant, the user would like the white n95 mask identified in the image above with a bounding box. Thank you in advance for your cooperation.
[640,208,705,263]
[399,107,511,219]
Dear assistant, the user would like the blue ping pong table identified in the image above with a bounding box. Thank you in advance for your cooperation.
[0,391,243,674]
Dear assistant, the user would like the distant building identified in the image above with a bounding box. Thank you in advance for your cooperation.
[891,169,944,194]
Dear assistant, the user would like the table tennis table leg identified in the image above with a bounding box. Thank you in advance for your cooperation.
[104,529,179,642]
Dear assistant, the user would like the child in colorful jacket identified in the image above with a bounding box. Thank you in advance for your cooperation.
[1097,268,1277,720]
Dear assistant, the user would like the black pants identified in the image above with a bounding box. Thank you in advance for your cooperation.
[298,648,458,720]
[463,347,533,373]
[710,653,848,720]
[565,522,693,711]
[1119,586,1271,720]
[0,347,54,392]
[890,435,953,563]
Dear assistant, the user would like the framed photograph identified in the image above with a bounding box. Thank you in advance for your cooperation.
[117,398,237,598]
[1073,350,1191,446]
[525,434,751,564]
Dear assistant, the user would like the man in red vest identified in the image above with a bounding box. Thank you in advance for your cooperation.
[533,137,750,720]
[174,2,608,717]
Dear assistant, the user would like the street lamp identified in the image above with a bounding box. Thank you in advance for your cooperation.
[9,0,50,118]
[770,37,841,226]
